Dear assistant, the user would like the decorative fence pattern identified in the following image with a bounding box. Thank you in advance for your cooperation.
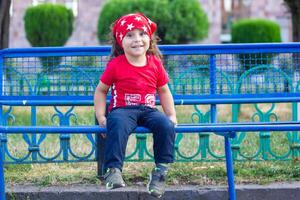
[1,43,300,164]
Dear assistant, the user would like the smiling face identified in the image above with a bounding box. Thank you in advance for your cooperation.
[122,29,150,65]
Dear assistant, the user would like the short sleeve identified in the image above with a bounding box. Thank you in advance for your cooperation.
[100,61,115,86]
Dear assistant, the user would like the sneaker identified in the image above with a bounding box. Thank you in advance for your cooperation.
[147,167,166,198]
[104,168,125,189]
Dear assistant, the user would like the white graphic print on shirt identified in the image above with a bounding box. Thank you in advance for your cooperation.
[125,94,141,105]
[145,94,155,107]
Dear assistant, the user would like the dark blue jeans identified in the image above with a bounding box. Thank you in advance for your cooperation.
[104,105,175,170]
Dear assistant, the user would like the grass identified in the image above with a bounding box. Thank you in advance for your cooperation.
[5,161,300,187]
[3,103,300,186]
[5,163,100,186]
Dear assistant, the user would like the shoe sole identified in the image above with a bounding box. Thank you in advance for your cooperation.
[106,182,125,190]
[148,190,162,198]
[147,173,163,198]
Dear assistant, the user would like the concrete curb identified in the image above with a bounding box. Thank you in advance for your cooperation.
[6,182,300,200]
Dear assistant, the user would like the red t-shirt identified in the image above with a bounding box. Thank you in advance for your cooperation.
[100,54,169,111]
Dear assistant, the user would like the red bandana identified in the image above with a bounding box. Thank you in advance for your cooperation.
[112,13,157,47]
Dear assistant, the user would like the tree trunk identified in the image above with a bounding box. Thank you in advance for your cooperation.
[284,0,300,64]
[284,0,300,42]
[284,0,300,93]
[0,0,11,49]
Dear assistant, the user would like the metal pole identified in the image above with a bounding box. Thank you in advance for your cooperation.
[225,134,236,200]
[209,54,217,123]
[0,47,6,200]
[96,105,108,178]
[0,143,6,200]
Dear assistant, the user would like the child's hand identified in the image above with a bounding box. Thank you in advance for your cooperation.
[97,116,107,127]
[168,115,178,126]
[97,116,107,138]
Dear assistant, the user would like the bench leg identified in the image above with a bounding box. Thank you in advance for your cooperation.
[96,133,106,179]
[224,135,236,200]
[95,116,106,179]
[0,144,5,200]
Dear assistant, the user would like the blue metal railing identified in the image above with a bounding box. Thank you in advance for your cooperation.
[1,44,300,163]
[1,43,300,200]
[1,122,300,200]
[1,43,300,97]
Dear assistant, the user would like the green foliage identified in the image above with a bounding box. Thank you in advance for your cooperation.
[72,56,100,67]
[39,56,62,73]
[4,58,17,80]
[97,0,170,44]
[231,19,282,70]
[97,0,209,44]
[24,4,74,72]
[231,19,281,44]
[24,3,74,47]
[164,0,209,44]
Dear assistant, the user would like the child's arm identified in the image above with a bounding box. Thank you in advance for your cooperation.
[157,84,177,125]
[94,81,110,127]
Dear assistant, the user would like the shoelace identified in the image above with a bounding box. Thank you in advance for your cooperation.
[104,168,116,179]
[152,169,165,182]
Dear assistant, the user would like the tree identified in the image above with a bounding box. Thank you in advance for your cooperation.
[24,3,74,72]
[284,0,300,92]
[0,0,11,49]
[231,18,281,71]
[164,0,208,44]
[24,3,74,47]
[284,0,300,42]
[97,0,209,44]
[97,0,170,44]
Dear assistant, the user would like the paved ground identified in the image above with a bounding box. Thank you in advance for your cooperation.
[6,182,300,200]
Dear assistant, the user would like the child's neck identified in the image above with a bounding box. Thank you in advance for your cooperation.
[125,54,147,67]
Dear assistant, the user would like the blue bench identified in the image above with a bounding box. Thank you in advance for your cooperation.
[1,43,300,200]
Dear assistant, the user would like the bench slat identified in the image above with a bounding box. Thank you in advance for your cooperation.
[1,122,300,134]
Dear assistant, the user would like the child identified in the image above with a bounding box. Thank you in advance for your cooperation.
[94,13,177,198]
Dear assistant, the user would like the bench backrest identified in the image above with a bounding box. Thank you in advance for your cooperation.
[1,43,300,104]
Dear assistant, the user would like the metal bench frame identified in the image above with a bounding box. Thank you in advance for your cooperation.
[1,43,300,200]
